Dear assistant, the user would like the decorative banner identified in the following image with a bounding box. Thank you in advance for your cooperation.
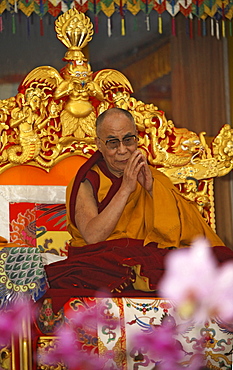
[1,0,233,37]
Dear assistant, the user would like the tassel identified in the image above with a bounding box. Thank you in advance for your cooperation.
[14,0,18,13]
[107,17,111,37]
[202,18,206,36]
[158,14,162,34]
[216,20,219,40]
[189,14,193,39]
[0,15,3,32]
[185,17,189,37]
[12,14,16,34]
[40,17,44,36]
[94,15,98,33]
[146,15,150,31]
[133,16,138,31]
[211,18,214,36]
[222,19,225,37]
[197,18,201,36]
[189,19,193,39]
[27,16,30,36]
[222,2,225,38]
[121,17,125,36]
[172,17,176,36]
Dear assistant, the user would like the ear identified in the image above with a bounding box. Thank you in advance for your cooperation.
[95,137,102,152]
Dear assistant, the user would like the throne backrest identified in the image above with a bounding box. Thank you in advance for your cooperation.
[0,9,232,256]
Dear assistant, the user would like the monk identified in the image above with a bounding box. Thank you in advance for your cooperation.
[45,108,232,296]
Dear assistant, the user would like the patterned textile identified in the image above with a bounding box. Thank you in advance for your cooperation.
[36,297,233,369]
[0,246,47,307]
[0,184,66,244]
[9,202,69,256]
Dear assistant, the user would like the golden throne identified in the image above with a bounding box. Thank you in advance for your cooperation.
[0,9,233,370]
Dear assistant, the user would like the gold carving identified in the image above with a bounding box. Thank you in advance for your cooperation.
[0,8,232,181]
[0,347,11,370]
[37,336,65,369]
[211,124,233,176]
[182,177,212,224]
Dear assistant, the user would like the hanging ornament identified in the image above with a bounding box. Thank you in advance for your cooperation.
[166,0,179,36]
[40,16,44,35]
[26,15,30,35]
[146,14,150,30]
[216,19,220,38]
[114,0,127,35]
[179,0,192,18]
[14,0,18,13]
[211,17,214,35]
[158,13,162,33]
[107,16,111,36]
[202,17,206,35]
[121,16,125,35]
[189,12,193,38]
[172,16,176,34]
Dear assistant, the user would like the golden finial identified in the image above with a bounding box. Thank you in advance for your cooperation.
[55,9,94,62]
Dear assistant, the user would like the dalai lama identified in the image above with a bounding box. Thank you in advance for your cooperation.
[45,108,233,295]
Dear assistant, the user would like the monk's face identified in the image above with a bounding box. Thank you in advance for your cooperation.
[96,112,138,177]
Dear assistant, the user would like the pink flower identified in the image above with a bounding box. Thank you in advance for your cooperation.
[40,326,105,370]
[131,316,203,370]
[159,237,233,323]
[0,299,33,345]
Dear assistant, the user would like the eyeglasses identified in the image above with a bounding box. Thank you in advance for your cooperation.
[98,135,138,150]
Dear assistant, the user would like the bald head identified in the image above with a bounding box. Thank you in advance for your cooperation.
[96,108,136,137]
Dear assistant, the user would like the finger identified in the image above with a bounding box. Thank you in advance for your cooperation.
[127,151,145,171]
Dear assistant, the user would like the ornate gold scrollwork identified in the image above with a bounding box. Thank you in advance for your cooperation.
[0,8,232,181]
[0,9,232,229]
[37,336,66,369]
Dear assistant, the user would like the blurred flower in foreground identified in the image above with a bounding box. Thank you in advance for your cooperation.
[159,237,233,323]
[132,316,182,369]
[40,325,106,370]
[0,299,33,344]
[131,311,205,370]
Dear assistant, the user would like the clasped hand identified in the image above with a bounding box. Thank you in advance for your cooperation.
[122,150,153,195]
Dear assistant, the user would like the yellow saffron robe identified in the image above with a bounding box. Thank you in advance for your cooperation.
[66,152,224,249]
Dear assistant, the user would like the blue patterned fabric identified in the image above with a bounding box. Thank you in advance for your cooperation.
[0,247,47,308]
